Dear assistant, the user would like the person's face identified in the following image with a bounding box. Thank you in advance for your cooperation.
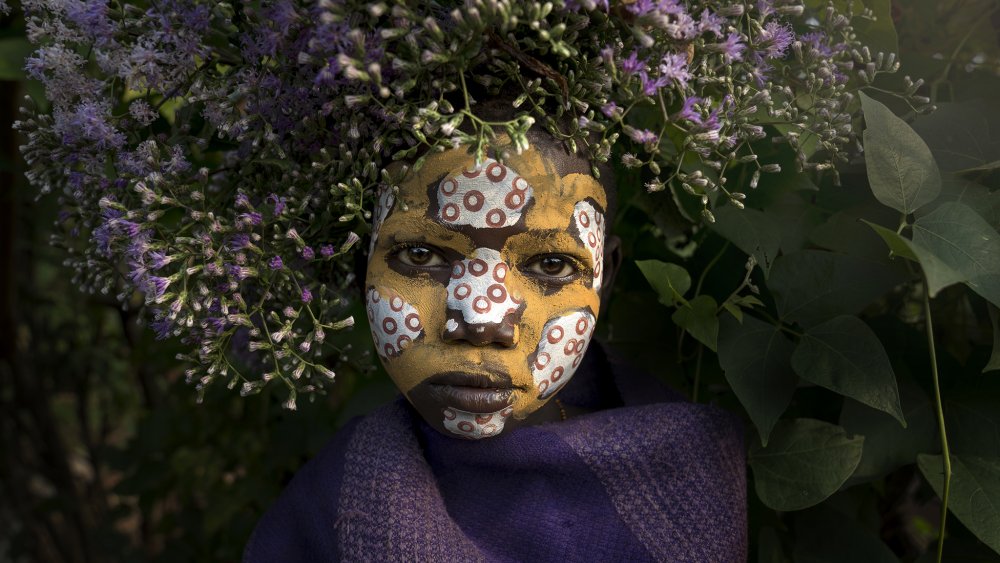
[365,145,612,439]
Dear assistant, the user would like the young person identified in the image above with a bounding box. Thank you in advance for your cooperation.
[243,112,747,562]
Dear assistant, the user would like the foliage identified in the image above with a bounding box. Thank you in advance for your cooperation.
[11,0,929,407]
[1,0,999,562]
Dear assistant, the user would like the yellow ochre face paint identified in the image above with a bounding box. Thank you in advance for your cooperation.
[365,145,608,439]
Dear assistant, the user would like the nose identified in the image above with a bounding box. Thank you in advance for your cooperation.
[442,250,523,348]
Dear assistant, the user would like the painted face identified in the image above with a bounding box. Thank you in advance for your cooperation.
[365,146,608,439]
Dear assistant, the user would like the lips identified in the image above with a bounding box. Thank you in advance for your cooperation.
[426,371,517,412]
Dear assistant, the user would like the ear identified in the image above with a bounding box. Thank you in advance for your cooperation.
[598,234,622,316]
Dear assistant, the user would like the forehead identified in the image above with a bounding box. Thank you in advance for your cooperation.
[389,146,608,234]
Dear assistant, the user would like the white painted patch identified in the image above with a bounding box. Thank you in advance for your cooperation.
[436,158,534,228]
[445,318,459,333]
[572,200,606,291]
[530,311,597,399]
[368,186,396,259]
[366,287,423,359]
[445,248,520,325]
[442,406,514,439]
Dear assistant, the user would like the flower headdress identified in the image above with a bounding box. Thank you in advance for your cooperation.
[14,0,924,407]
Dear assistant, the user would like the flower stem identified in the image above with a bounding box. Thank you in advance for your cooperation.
[924,281,952,563]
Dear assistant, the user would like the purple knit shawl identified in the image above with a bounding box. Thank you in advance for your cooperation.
[244,350,747,562]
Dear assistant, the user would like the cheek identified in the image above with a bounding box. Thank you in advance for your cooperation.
[366,287,424,359]
[572,201,606,291]
[528,310,597,399]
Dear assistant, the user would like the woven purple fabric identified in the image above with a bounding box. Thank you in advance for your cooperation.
[243,346,747,562]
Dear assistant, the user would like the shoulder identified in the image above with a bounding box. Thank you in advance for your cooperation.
[242,400,414,563]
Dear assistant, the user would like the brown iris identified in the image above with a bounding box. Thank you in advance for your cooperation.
[525,255,576,278]
[396,245,446,267]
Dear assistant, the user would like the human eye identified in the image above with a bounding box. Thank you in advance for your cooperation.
[392,244,448,268]
[522,254,581,281]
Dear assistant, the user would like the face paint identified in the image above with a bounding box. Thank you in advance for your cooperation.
[365,145,608,439]
[530,310,597,400]
[366,287,424,359]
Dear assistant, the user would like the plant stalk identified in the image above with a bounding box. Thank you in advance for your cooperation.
[924,282,952,563]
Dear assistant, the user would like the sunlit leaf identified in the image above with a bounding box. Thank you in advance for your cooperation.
[672,294,718,351]
[718,315,797,445]
[635,260,690,306]
[791,315,905,425]
[919,454,1000,556]
[860,92,942,215]
[749,419,864,511]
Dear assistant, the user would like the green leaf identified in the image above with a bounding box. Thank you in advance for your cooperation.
[986,305,1000,373]
[791,315,905,426]
[710,205,782,278]
[864,219,969,297]
[635,259,689,306]
[749,418,864,511]
[672,294,719,351]
[919,454,1000,555]
[912,202,1000,306]
[718,315,797,445]
[0,37,34,81]
[860,92,942,215]
[792,505,899,563]
[911,102,1000,174]
[768,250,909,328]
[840,380,938,483]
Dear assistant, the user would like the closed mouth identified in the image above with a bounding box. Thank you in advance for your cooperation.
[426,371,519,412]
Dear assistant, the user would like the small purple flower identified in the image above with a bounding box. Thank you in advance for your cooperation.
[625,127,658,145]
[301,288,313,303]
[149,250,172,270]
[227,234,250,251]
[301,246,315,260]
[761,22,794,59]
[320,244,335,258]
[269,256,283,270]
[676,96,702,122]
[237,211,263,227]
[267,193,287,215]
[698,9,725,37]
[601,101,621,119]
[146,276,170,301]
[620,51,646,76]
[235,192,252,209]
[756,0,775,17]
[717,32,745,62]
[639,72,670,96]
[659,53,690,88]
[151,317,173,340]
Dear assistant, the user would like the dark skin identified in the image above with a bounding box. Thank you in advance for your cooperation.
[485,135,623,424]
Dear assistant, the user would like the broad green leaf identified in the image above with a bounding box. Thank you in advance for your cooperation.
[635,259,689,306]
[749,418,864,511]
[768,250,909,327]
[864,219,969,296]
[793,506,899,563]
[672,294,718,351]
[860,92,942,215]
[919,455,1000,555]
[0,37,34,81]
[840,380,938,483]
[718,315,797,445]
[791,315,905,426]
[912,202,1000,307]
[911,102,1000,173]
[987,305,1000,373]
[918,174,1000,230]
[810,204,902,261]
[710,205,782,278]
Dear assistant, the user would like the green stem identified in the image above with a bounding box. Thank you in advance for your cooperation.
[924,281,952,563]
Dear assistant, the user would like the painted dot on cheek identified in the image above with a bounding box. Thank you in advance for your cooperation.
[390,296,404,311]
[579,211,590,227]
[487,284,507,303]
[576,317,589,334]
[454,283,471,300]
[452,262,466,279]
[463,190,485,211]
[547,326,564,344]
[552,366,564,381]
[472,296,492,314]
[534,352,550,370]
[443,408,457,420]
[486,209,506,227]
[397,335,412,349]
[486,162,507,182]
[493,263,507,282]
[458,421,474,433]
[382,318,397,334]
[469,259,488,276]
[442,203,460,222]
[441,178,458,195]
[405,313,421,331]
